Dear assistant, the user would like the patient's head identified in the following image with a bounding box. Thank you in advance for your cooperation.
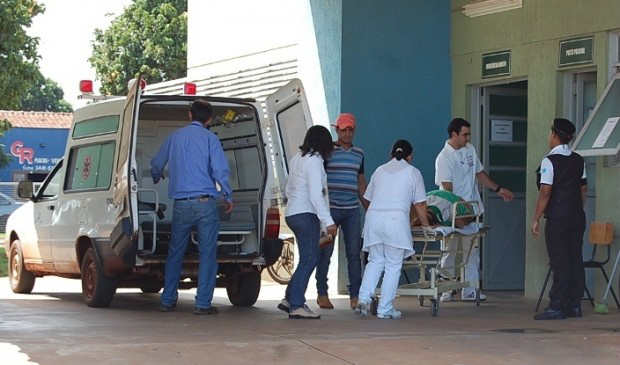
[410,206,472,228]
[410,207,440,227]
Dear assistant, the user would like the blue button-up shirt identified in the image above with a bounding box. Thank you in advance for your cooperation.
[151,121,232,202]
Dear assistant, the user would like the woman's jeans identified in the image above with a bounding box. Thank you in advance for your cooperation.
[285,213,320,311]
[161,198,219,309]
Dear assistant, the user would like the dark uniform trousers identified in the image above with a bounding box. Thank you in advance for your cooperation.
[544,211,586,311]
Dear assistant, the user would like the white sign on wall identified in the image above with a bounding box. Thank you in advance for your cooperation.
[491,120,513,142]
[592,117,619,148]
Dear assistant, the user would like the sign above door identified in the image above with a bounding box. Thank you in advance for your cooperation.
[482,51,511,78]
[559,37,593,67]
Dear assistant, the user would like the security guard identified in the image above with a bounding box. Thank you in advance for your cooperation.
[531,118,587,320]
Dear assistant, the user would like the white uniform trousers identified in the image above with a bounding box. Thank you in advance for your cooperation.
[358,243,406,316]
[439,235,479,296]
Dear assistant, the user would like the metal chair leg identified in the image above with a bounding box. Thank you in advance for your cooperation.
[536,268,552,312]
[584,286,595,307]
[600,267,620,308]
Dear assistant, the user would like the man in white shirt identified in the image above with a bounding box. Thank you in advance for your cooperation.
[435,118,514,301]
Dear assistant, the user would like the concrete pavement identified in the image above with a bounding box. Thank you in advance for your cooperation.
[1,276,619,365]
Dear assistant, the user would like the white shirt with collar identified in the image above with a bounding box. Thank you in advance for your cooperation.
[285,151,334,226]
[539,144,587,185]
[435,141,484,214]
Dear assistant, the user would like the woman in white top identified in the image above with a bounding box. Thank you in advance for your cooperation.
[279,125,337,319]
[355,139,432,319]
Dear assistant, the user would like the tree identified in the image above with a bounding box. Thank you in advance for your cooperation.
[89,0,187,96]
[0,0,44,110]
[20,69,73,112]
[0,0,44,168]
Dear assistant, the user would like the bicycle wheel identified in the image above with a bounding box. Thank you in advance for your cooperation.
[267,237,295,284]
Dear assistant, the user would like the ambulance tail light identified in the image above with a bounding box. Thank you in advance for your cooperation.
[183,82,197,95]
[79,80,93,94]
[264,207,280,239]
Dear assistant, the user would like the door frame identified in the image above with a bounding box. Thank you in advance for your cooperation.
[561,67,597,130]
[470,77,528,153]
[470,78,528,290]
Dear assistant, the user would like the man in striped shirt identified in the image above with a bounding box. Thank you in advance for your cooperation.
[316,113,369,310]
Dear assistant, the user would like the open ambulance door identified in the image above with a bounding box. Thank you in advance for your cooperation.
[265,79,314,201]
[110,74,142,260]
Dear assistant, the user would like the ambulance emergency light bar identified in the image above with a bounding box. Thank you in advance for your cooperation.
[78,78,147,100]
[78,79,198,99]
[183,82,197,95]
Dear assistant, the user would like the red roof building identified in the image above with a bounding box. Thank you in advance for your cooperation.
[0,110,73,129]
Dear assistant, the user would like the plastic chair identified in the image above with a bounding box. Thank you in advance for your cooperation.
[535,222,619,312]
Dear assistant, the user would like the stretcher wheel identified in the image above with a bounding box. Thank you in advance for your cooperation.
[370,298,378,316]
[430,299,439,317]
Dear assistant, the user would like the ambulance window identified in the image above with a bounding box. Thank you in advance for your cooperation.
[65,142,116,191]
[72,116,119,139]
[39,162,63,199]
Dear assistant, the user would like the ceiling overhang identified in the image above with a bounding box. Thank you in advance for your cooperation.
[462,0,523,18]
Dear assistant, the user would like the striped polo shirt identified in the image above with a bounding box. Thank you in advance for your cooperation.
[325,144,365,209]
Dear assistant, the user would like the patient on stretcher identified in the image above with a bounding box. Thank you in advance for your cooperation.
[410,190,474,229]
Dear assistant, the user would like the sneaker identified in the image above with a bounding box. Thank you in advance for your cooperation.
[354,301,369,318]
[289,305,321,319]
[159,302,177,312]
[277,299,290,313]
[461,291,487,301]
[350,297,358,310]
[440,292,452,302]
[194,306,219,315]
[377,308,402,319]
[316,295,334,309]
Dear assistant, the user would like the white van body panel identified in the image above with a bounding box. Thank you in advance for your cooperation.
[7,202,53,269]
[52,97,127,274]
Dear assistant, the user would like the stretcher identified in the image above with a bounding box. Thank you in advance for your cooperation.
[371,201,489,317]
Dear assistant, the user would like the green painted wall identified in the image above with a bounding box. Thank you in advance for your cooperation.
[451,0,620,298]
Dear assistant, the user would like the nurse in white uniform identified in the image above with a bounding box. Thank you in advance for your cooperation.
[355,139,432,319]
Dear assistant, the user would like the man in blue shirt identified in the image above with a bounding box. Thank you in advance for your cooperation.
[151,100,233,315]
[316,113,368,310]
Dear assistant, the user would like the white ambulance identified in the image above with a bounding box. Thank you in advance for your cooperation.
[4,76,311,307]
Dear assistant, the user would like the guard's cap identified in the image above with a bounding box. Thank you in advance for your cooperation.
[552,118,576,136]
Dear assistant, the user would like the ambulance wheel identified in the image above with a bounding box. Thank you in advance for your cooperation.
[81,247,117,307]
[227,270,261,306]
[9,241,35,294]
[140,285,162,294]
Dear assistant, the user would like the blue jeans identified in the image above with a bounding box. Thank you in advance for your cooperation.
[315,207,362,298]
[161,198,219,309]
[284,213,320,311]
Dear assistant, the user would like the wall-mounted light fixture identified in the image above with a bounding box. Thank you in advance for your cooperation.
[462,0,522,18]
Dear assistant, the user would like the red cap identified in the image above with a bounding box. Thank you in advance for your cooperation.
[332,113,356,129]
